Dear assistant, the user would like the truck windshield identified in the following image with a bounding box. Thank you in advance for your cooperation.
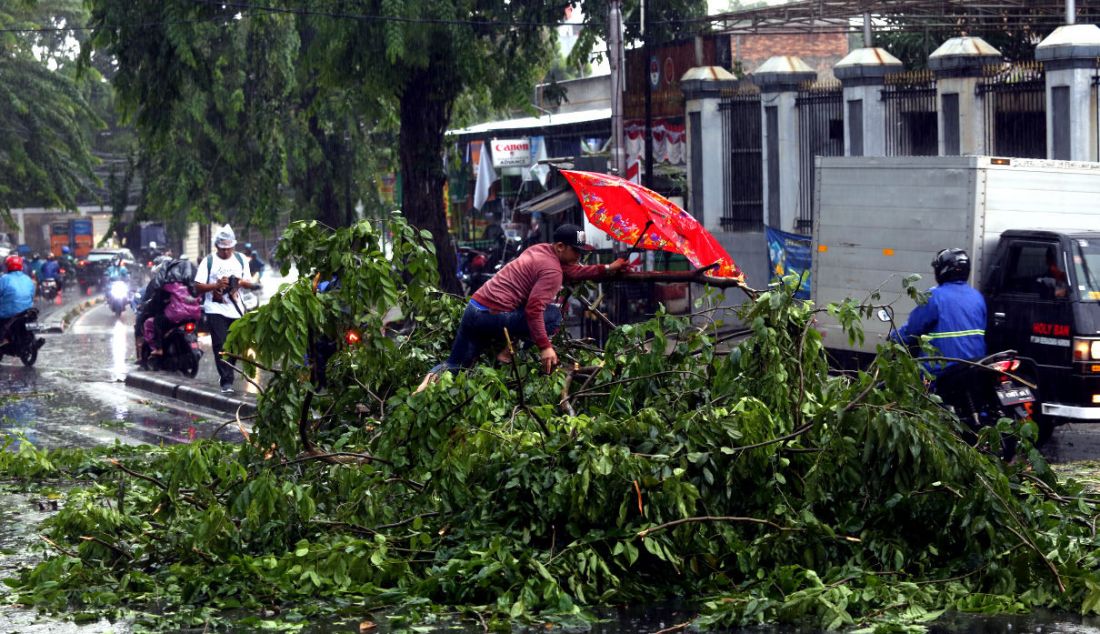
[1072,239,1100,301]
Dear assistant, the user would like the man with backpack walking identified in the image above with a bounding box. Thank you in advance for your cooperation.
[194,225,257,393]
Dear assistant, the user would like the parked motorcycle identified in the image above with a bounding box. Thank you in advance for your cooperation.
[139,320,201,377]
[877,307,1036,458]
[0,308,45,367]
[457,246,492,295]
[38,278,60,302]
[106,280,131,317]
[457,235,525,296]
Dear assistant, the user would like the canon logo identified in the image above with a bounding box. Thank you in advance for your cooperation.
[494,142,529,152]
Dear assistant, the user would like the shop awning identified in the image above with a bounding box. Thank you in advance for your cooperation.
[515,186,578,217]
[449,108,611,136]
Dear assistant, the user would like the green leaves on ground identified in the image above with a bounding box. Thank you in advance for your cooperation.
[5,218,1100,631]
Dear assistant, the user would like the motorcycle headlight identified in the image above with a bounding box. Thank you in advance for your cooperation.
[109,281,129,299]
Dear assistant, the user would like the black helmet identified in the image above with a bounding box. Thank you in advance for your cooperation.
[932,248,970,284]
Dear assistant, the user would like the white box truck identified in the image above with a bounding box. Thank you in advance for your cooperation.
[811,155,1100,422]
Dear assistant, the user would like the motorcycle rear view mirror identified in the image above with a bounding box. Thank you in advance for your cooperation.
[875,307,894,323]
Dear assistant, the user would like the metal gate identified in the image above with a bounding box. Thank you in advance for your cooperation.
[978,61,1047,159]
[796,82,843,233]
[883,70,938,156]
[719,88,763,231]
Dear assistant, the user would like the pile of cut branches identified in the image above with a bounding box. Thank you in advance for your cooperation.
[4,217,1100,631]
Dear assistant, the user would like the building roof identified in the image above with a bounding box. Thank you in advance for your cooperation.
[449,108,612,137]
[709,0,1100,34]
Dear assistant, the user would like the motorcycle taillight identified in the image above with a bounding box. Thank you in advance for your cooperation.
[184,322,196,333]
[345,329,361,345]
[989,359,1020,373]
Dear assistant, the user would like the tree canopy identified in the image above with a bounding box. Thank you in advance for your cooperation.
[83,0,708,287]
[0,0,100,220]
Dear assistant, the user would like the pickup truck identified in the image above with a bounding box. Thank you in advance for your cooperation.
[811,155,1100,426]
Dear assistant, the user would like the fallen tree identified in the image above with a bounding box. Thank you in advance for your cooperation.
[4,217,1100,631]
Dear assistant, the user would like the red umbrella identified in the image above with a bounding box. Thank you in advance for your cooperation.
[559,170,744,280]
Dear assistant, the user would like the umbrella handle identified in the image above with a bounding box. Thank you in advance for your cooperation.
[626,220,654,257]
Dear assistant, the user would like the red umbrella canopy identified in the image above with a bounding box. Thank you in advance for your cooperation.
[560,170,743,280]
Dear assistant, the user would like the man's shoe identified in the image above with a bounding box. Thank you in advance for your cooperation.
[220,385,234,394]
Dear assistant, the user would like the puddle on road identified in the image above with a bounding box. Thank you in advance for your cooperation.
[0,489,130,633]
[1,362,242,450]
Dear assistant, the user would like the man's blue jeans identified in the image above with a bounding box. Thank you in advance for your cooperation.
[432,301,562,373]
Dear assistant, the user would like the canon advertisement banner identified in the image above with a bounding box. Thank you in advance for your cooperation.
[490,138,531,168]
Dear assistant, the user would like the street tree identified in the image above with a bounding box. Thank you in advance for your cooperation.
[874,5,1100,68]
[85,0,707,290]
[0,0,100,221]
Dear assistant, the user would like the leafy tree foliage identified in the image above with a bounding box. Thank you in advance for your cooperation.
[83,0,706,289]
[0,0,100,220]
[5,219,1100,630]
[874,5,1100,68]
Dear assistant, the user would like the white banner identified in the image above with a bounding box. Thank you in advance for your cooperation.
[490,138,531,167]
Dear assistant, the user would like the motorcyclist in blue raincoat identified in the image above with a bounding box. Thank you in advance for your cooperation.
[0,255,36,344]
[891,248,987,375]
[106,256,131,281]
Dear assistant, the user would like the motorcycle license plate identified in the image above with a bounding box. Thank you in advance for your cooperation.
[995,384,1034,406]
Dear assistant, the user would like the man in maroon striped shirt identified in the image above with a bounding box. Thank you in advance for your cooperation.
[418,224,629,391]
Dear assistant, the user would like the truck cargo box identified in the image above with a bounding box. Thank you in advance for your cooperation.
[811,156,1100,354]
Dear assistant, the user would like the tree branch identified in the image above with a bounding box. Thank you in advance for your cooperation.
[637,515,788,538]
[614,264,761,298]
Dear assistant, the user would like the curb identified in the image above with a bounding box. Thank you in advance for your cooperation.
[124,372,257,416]
[42,297,103,333]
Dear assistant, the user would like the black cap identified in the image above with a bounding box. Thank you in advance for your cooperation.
[552,223,595,251]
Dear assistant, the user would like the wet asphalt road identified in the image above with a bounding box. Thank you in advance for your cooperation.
[1,288,238,450]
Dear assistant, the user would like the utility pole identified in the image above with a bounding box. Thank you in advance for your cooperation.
[642,0,654,188]
[608,0,625,176]
[863,11,873,46]
[1067,0,1076,24]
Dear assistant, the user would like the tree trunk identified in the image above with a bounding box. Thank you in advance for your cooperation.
[399,61,461,295]
[307,112,345,230]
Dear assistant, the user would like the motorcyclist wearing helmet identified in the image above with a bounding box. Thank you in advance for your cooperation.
[58,246,76,284]
[39,253,60,281]
[0,255,36,344]
[27,252,44,282]
[891,248,987,374]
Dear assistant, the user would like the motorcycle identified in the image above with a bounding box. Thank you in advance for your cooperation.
[877,307,1036,458]
[38,278,60,302]
[457,246,492,295]
[457,235,525,296]
[106,280,131,317]
[0,308,45,367]
[139,320,202,377]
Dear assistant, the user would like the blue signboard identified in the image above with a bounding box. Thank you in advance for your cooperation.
[766,226,812,300]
